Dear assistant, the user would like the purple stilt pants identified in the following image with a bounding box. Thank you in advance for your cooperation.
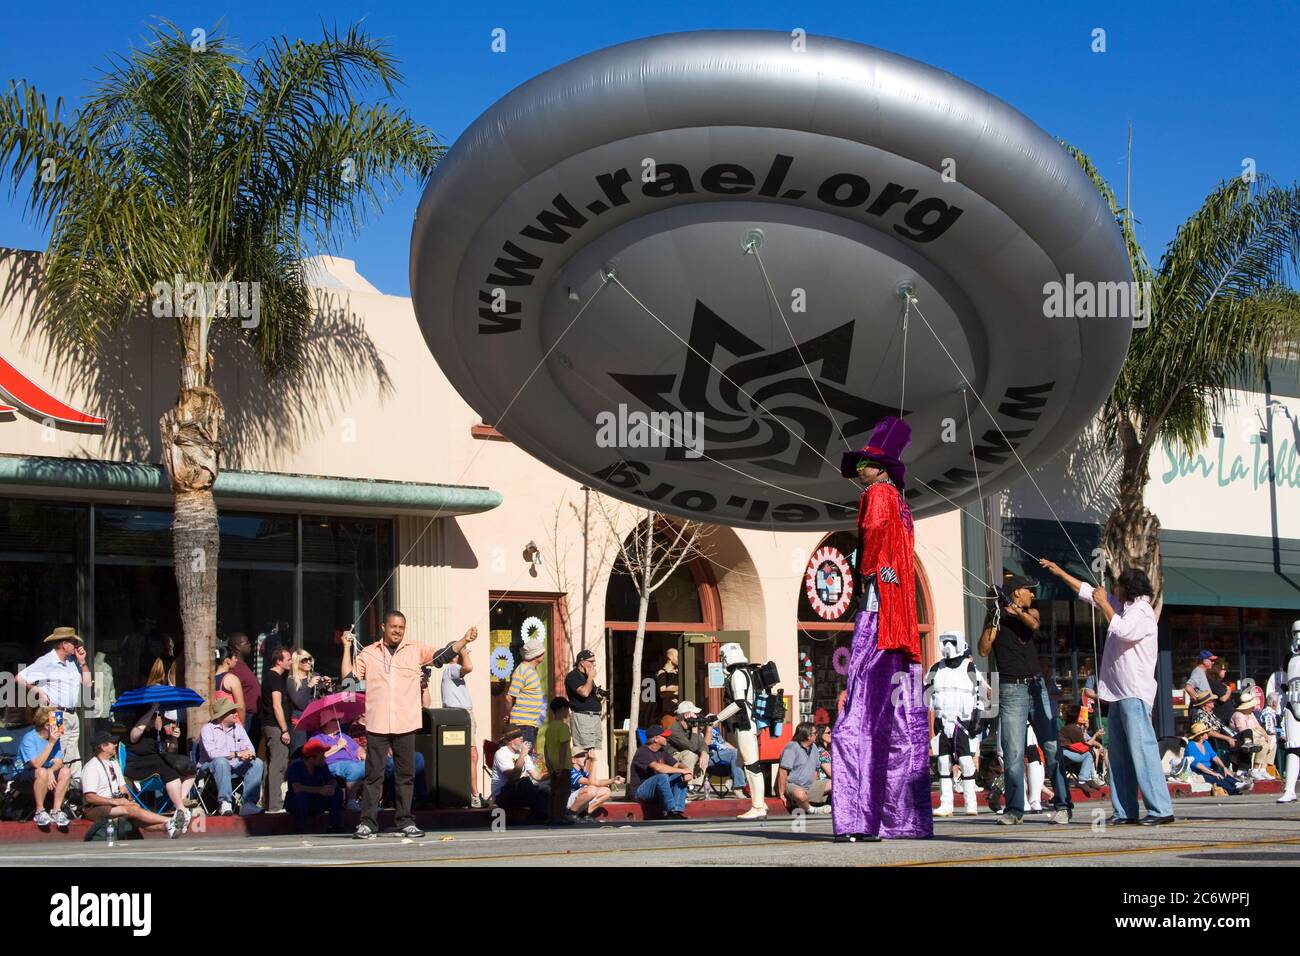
[831,609,933,839]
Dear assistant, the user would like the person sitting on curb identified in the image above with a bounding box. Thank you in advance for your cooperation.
[777,722,832,815]
[567,745,622,822]
[285,738,345,832]
[1186,722,1250,795]
[667,701,710,798]
[198,698,266,816]
[1229,690,1275,780]
[1057,703,1105,795]
[627,725,691,819]
[18,707,72,828]
[490,726,550,821]
[80,730,183,838]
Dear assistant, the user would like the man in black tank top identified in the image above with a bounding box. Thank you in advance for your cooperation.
[978,575,1072,826]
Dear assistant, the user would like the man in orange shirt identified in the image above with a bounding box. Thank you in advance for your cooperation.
[347,611,476,839]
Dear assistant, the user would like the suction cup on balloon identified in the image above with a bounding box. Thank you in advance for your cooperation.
[742,228,765,253]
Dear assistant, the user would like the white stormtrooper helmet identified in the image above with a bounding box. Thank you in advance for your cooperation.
[719,642,748,669]
[939,630,967,660]
[1292,620,1300,655]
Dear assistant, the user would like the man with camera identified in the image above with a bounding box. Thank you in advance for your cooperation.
[565,649,606,760]
[978,575,1072,825]
[667,701,710,795]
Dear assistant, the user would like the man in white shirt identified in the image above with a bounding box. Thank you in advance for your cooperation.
[17,626,92,776]
[80,731,182,838]
[1040,559,1174,825]
[491,726,549,819]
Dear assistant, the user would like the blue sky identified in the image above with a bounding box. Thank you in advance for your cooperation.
[2,0,1297,295]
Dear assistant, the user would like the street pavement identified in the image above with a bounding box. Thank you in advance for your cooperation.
[2,793,1296,867]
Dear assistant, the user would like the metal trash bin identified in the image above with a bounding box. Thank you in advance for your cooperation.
[424,708,472,808]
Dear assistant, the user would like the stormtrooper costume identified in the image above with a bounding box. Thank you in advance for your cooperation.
[1275,621,1300,803]
[925,631,988,816]
[713,642,768,820]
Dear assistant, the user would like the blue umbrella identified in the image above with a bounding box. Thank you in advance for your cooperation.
[112,685,206,711]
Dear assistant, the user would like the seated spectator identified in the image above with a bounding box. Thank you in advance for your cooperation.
[491,726,550,820]
[80,731,183,838]
[776,722,831,815]
[312,718,365,810]
[627,725,691,819]
[567,746,622,822]
[198,698,265,816]
[125,702,196,819]
[667,701,709,794]
[18,707,71,827]
[1229,690,1275,780]
[1186,722,1250,795]
[286,739,345,832]
[707,725,747,793]
[1190,692,1240,751]
[1057,703,1105,794]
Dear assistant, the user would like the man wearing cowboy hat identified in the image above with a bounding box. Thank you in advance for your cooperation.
[17,626,92,776]
[198,697,265,815]
[507,638,547,746]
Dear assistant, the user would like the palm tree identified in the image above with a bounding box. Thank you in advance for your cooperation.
[1068,145,1300,614]
[0,22,441,730]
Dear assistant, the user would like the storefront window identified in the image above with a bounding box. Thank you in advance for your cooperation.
[487,598,556,741]
[0,498,393,720]
[301,516,394,679]
[0,500,86,711]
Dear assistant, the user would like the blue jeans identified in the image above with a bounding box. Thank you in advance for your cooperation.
[998,679,1070,817]
[636,773,687,813]
[387,752,427,801]
[1060,748,1097,781]
[203,758,264,807]
[710,743,746,788]
[329,759,366,784]
[1107,697,1174,819]
[286,786,344,830]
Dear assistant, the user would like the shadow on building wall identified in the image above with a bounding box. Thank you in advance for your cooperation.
[1,248,392,468]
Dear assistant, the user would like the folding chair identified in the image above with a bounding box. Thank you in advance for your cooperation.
[190,741,246,815]
[117,743,173,814]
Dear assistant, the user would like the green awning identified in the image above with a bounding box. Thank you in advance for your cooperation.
[1162,565,1300,609]
[0,454,502,517]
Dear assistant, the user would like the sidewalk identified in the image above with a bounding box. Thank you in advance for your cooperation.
[0,777,1281,844]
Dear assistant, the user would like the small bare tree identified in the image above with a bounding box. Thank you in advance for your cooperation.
[596,500,711,740]
[542,489,616,658]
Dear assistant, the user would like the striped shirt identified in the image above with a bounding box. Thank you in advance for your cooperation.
[508,664,545,728]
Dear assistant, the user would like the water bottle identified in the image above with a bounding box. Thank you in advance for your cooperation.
[106,819,116,847]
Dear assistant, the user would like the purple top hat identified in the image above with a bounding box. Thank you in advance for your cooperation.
[840,416,912,488]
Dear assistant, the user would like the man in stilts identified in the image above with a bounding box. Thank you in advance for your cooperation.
[832,416,933,842]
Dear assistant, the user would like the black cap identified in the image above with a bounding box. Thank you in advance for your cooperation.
[89,730,116,747]
[575,649,595,664]
[1003,575,1039,592]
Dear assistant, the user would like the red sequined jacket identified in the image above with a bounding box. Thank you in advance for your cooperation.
[856,481,920,662]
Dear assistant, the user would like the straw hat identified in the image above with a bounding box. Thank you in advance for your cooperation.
[1237,692,1258,712]
[1189,722,1210,737]
[44,626,83,645]
[210,698,240,721]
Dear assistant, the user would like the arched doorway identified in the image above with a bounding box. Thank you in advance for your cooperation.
[603,526,722,770]
[795,530,934,727]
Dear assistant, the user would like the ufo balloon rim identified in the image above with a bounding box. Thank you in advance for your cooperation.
[411,30,1133,530]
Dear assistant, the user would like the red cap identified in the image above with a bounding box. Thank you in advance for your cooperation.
[301,739,329,758]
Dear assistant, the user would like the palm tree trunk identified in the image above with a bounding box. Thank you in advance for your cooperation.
[160,320,224,739]
[1102,418,1164,617]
